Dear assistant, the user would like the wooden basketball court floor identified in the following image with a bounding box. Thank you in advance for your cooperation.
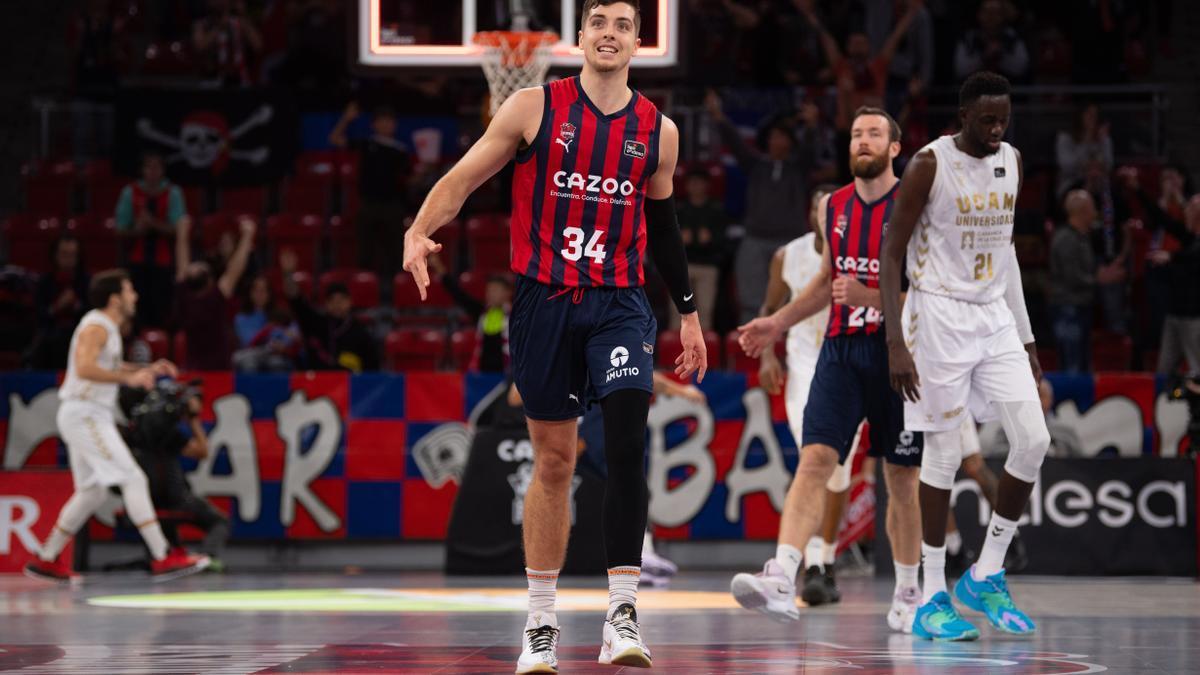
[1,571,1197,673]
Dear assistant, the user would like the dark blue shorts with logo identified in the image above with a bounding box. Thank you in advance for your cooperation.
[801,332,923,466]
[509,275,657,421]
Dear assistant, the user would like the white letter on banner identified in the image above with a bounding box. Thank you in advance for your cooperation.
[646,395,715,528]
[1154,392,1190,457]
[3,389,60,470]
[0,496,40,555]
[187,394,261,521]
[724,388,791,522]
[278,392,342,531]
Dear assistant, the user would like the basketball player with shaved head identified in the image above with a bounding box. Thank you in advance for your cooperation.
[403,1,706,671]
[880,70,1047,641]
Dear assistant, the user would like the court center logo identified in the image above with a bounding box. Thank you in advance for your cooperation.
[606,346,638,383]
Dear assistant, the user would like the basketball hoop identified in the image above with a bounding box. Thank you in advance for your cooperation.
[474,31,558,116]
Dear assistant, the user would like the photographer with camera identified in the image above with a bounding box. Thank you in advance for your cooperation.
[120,379,230,571]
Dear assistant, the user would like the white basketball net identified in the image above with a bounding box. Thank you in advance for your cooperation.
[477,32,557,116]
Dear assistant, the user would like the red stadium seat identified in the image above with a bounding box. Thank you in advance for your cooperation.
[319,268,379,308]
[200,212,248,252]
[172,332,187,364]
[81,160,127,217]
[266,268,314,300]
[266,213,323,273]
[466,214,510,272]
[65,215,120,272]
[328,215,356,268]
[1092,332,1133,372]
[140,329,169,362]
[3,215,62,270]
[456,270,490,304]
[219,186,268,216]
[393,272,453,311]
[289,150,345,216]
[673,161,727,201]
[385,328,446,371]
[449,328,478,370]
[23,160,77,216]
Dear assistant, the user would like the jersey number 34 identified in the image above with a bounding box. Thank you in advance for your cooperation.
[561,227,607,264]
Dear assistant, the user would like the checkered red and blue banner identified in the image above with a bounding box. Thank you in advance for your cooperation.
[0,371,1191,545]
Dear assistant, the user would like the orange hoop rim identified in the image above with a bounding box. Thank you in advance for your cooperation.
[473,31,558,66]
[472,30,559,49]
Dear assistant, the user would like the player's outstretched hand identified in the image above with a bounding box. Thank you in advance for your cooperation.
[887,342,921,402]
[675,312,708,383]
[758,352,784,396]
[402,230,443,301]
[737,315,782,359]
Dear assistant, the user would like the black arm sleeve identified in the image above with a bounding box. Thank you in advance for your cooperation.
[644,196,697,315]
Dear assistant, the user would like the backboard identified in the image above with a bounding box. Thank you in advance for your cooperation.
[358,0,678,68]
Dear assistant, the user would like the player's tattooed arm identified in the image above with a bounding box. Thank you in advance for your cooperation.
[882,148,936,402]
[405,87,544,299]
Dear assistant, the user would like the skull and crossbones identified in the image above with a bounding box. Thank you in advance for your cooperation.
[136,105,274,174]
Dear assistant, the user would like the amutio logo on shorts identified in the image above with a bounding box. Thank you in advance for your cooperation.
[606,346,638,383]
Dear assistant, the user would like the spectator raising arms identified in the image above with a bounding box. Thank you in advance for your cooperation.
[115,152,188,329]
[174,215,256,370]
[705,89,821,323]
[797,0,922,136]
[279,249,379,372]
[329,101,412,284]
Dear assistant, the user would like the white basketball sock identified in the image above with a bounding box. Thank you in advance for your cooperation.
[921,543,947,603]
[527,568,560,621]
[804,536,824,571]
[607,566,640,618]
[822,539,838,566]
[895,562,920,591]
[40,486,107,561]
[775,543,803,582]
[975,513,1018,579]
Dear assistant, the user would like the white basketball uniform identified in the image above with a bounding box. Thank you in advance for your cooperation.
[902,136,1040,432]
[958,413,981,459]
[57,310,141,490]
[780,233,863,491]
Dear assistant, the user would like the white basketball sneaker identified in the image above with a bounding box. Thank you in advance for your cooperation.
[887,585,922,634]
[730,559,800,621]
[597,603,652,668]
[516,612,560,674]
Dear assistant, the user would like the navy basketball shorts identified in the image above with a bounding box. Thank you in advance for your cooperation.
[509,276,657,421]
[801,333,923,467]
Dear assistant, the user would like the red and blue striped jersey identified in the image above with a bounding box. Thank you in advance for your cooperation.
[824,181,898,338]
[510,76,662,288]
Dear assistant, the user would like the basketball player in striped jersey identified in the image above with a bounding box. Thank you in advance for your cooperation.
[756,184,865,607]
[881,71,1047,641]
[733,108,924,632]
[403,1,706,670]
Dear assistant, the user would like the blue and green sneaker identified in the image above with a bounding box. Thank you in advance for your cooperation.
[954,566,1036,635]
[911,591,980,641]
